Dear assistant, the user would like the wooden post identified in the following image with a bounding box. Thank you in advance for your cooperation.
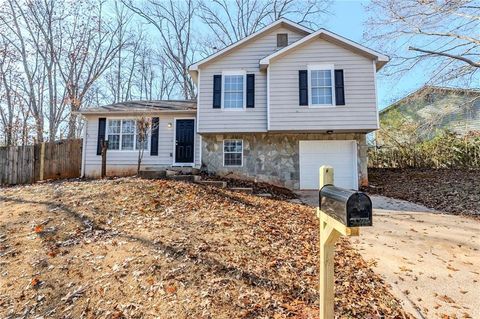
[318,165,359,319]
[101,140,108,178]
[39,142,46,181]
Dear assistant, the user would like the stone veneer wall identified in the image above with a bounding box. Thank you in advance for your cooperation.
[201,133,368,189]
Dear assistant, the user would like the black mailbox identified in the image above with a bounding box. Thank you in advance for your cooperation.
[319,185,372,227]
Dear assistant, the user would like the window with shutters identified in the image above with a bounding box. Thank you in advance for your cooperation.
[308,64,335,106]
[106,119,149,151]
[222,70,246,109]
[223,139,243,166]
[277,33,288,47]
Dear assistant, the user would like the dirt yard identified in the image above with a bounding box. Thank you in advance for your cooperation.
[366,168,480,217]
[0,178,410,318]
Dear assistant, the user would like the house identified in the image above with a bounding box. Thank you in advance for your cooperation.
[379,86,480,142]
[78,19,389,190]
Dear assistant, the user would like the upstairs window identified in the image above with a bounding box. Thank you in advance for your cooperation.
[277,33,288,47]
[107,119,149,151]
[309,65,334,106]
[223,71,246,109]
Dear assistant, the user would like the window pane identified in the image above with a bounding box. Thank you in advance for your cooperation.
[224,153,242,166]
[136,134,148,150]
[122,134,134,150]
[108,120,121,134]
[107,134,120,150]
[311,69,333,105]
[224,140,243,166]
[224,75,244,109]
[122,120,135,134]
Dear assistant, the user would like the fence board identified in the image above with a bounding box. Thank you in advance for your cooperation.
[0,139,82,186]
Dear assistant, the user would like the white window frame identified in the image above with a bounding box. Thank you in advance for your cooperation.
[223,139,243,167]
[221,70,247,110]
[308,64,335,107]
[106,118,150,152]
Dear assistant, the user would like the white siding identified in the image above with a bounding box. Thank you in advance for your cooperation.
[269,38,378,131]
[83,114,201,178]
[197,26,306,133]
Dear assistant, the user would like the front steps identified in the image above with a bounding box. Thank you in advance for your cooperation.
[138,168,269,197]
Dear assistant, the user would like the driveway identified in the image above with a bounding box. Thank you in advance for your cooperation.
[296,191,480,319]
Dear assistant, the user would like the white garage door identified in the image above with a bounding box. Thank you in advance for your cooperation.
[299,140,358,190]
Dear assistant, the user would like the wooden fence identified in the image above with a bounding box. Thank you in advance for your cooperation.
[0,139,82,185]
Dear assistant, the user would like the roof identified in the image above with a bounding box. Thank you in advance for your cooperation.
[77,100,197,115]
[259,28,389,71]
[380,85,480,115]
[188,18,313,82]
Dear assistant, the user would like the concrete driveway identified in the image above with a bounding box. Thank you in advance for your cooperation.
[296,191,480,319]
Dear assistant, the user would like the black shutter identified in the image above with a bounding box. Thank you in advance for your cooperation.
[213,75,221,108]
[334,69,345,105]
[150,117,159,156]
[246,74,255,108]
[299,70,308,106]
[96,117,106,155]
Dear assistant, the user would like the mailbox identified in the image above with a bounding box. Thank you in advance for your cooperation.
[319,185,372,227]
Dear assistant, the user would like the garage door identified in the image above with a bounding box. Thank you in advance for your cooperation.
[299,140,358,190]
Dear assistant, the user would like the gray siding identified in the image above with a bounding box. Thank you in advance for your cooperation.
[197,26,306,133]
[83,113,201,178]
[269,38,378,131]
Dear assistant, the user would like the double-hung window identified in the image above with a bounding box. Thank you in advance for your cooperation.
[223,71,245,109]
[309,65,334,106]
[223,139,243,167]
[107,119,149,151]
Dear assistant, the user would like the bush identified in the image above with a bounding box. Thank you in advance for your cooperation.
[370,130,480,168]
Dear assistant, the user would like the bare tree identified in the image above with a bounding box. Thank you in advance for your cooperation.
[121,0,197,99]
[135,115,154,174]
[197,0,331,48]
[365,0,480,85]
[55,0,126,138]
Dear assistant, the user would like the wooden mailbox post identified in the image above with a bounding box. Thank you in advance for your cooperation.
[317,165,372,319]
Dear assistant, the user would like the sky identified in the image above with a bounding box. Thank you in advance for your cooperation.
[323,0,428,110]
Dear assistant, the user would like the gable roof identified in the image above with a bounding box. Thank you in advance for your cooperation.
[77,100,197,115]
[188,18,312,81]
[380,85,480,115]
[259,28,389,71]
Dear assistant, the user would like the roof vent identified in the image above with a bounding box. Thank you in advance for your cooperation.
[277,33,288,48]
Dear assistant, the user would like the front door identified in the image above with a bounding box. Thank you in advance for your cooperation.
[175,119,194,163]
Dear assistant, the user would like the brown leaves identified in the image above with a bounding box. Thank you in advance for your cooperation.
[0,177,411,318]
[165,284,177,294]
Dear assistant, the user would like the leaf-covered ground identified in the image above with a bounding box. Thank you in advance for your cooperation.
[365,168,480,217]
[0,178,410,318]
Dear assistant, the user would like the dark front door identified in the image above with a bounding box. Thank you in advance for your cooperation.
[175,119,195,163]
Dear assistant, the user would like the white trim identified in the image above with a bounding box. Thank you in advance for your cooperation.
[172,117,196,166]
[222,139,244,167]
[189,18,312,72]
[352,140,359,190]
[199,135,202,168]
[81,121,87,177]
[259,28,389,70]
[267,66,270,130]
[373,60,380,130]
[196,69,201,133]
[105,117,150,152]
[307,64,335,107]
[221,70,247,110]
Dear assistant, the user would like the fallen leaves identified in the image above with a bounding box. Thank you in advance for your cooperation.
[365,168,480,217]
[0,177,411,318]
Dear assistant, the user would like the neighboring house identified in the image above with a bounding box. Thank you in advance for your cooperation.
[379,86,480,142]
[78,18,389,190]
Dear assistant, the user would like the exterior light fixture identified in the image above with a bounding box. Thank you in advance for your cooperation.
[168,123,172,128]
